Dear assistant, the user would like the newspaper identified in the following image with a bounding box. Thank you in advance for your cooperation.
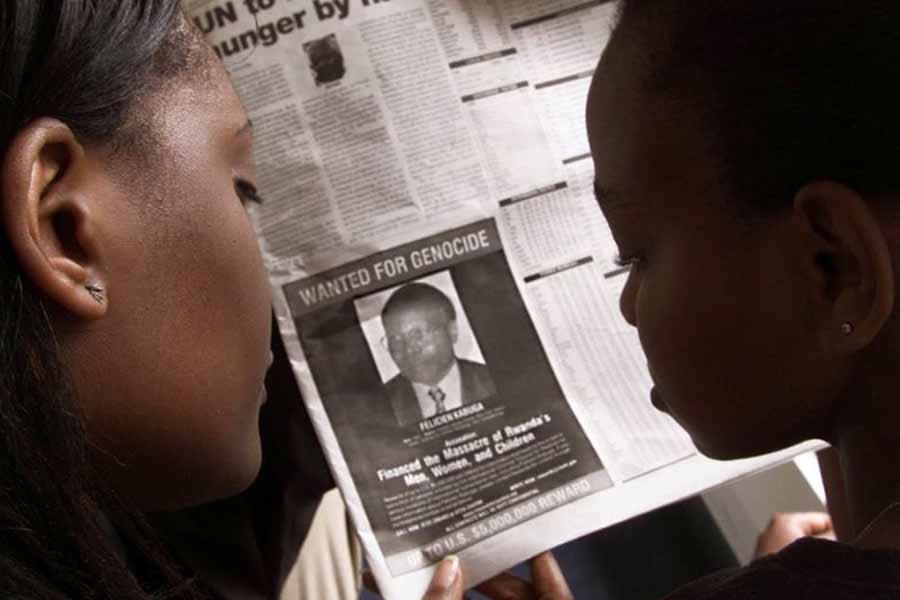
[185,0,823,597]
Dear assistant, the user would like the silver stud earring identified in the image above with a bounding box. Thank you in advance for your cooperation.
[85,282,105,304]
[840,322,854,335]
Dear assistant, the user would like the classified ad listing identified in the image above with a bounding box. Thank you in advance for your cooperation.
[282,219,612,577]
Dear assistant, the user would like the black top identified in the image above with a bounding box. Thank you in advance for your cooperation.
[151,327,334,599]
[666,537,900,599]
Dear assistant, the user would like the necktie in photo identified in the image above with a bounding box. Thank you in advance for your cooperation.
[428,387,446,414]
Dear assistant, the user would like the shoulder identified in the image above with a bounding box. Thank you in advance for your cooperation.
[383,374,414,405]
[384,373,410,391]
[458,359,490,379]
[457,360,495,402]
[665,539,900,600]
[663,563,789,600]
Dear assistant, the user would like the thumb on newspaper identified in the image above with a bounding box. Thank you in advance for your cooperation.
[423,556,463,600]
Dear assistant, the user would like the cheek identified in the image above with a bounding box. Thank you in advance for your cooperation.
[393,351,414,370]
[633,250,789,457]
[171,196,271,420]
[165,200,271,498]
[427,335,452,356]
[93,188,272,508]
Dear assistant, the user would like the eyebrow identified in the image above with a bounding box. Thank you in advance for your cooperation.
[593,180,628,208]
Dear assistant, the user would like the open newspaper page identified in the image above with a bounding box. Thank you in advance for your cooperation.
[185,0,823,597]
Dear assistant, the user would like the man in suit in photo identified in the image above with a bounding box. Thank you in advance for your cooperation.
[380,283,495,427]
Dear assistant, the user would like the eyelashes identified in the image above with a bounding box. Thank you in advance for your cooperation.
[235,179,264,205]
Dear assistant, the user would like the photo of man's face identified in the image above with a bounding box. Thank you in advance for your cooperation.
[303,34,346,86]
[364,277,495,428]
[383,303,458,386]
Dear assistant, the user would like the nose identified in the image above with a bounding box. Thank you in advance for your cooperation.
[618,270,638,327]
[404,339,425,354]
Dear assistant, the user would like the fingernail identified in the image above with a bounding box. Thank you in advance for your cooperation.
[434,555,460,588]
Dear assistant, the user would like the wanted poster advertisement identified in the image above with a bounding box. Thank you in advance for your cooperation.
[283,219,611,575]
[186,0,829,595]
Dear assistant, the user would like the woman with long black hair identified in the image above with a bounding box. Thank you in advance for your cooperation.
[448,1,900,598]
[0,3,276,597]
[0,5,554,598]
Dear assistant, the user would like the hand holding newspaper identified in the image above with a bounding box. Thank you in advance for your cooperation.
[186,0,821,597]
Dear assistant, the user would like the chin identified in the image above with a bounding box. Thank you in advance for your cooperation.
[691,433,790,462]
[218,432,264,498]
[172,434,264,510]
[693,442,749,461]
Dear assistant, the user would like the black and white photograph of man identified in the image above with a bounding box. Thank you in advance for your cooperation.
[303,33,345,86]
[295,225,612,564]
[358,273,495,427]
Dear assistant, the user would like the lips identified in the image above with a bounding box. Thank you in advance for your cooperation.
[650,387,667,412]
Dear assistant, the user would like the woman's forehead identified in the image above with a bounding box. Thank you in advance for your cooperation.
[589,43,721,213]
[143,62,247,148]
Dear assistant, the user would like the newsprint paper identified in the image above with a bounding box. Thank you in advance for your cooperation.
[186,0,823,597]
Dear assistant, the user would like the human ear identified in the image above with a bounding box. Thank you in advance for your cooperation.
[792,181,894,352]
[1,118,108,319]
[448,319,459,344]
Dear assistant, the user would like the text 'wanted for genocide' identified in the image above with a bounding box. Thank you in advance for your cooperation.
[296,229,493,307]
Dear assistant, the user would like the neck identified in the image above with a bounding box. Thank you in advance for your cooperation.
[837,432,900,546]
[833,359,900,547]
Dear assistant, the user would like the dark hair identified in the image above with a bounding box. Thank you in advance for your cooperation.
[381,283,457,324]
[614,0,900,214]
[0,2,209,598]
